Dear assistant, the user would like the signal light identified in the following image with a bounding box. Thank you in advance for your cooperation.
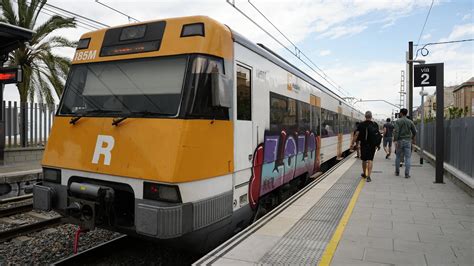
[143,182,181,203]
[0,67,22,84]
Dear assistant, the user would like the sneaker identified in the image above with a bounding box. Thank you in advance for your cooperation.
[366,176,372,182]
[395,172,399,176]
[385,154,389,159]
[405,175,411,178]
[361,173,366,178]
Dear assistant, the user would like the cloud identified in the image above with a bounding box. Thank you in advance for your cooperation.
[318,25,368,39]
[440,23,474,41]
[462,13,471,21]
[319,49,332,56]
[422,33,431,40]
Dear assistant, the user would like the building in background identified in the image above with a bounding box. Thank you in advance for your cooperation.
[414,83,457,120]
[453,77,474,117]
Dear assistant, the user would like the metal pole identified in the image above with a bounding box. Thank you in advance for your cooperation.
[435,63,444,183]
[420,87,424,165]
[408,41,413,118]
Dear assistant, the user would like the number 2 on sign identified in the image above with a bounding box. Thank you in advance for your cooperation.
[421,73,429,85]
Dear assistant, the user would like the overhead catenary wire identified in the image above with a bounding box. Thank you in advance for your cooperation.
[414,0,434,59]
[415,38,474,58]
[43,1,109,28]
[95,0,140,23]
[246,0,352,97]
[39,8,97,32]
[40,6,102,30]
[226,0,350,98]
[21,0,108,31]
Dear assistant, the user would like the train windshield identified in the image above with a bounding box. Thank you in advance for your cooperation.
[59,55,188,116]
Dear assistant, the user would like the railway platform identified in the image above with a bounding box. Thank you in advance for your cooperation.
[196,150,473,265]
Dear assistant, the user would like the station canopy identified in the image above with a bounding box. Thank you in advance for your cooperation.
[0,22,35,56]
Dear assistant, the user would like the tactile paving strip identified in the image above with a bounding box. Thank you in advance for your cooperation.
[259,166,361,265]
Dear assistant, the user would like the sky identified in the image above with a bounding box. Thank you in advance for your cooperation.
[3,0,474,120]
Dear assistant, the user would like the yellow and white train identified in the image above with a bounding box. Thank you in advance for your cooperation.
[34,16,363,250]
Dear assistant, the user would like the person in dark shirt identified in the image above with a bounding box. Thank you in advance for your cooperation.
[383,118,394,159]
[351,111,380,182]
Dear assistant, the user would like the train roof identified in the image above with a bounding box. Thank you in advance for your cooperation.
[229,29,362,116]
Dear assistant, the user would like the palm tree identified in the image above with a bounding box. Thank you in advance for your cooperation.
[0,0,76,146]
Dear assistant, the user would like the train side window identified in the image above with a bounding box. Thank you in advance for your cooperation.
[311,106,321,136]
[298,101,310,131]
[236,65,251,120]
[270,92,296,132]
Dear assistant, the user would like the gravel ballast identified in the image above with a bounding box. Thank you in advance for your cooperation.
[0,224,121,265]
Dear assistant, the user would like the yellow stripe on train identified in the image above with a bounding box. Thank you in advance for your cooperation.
[42,117,234,183]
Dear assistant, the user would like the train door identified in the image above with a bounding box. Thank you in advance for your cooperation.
[234,64,253,171]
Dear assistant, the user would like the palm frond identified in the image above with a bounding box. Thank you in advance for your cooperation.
[31,15,75,45]
[29,0,46,29]
[0,0,18,25]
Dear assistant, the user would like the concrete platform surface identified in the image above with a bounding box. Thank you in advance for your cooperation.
[331,151,473,266]
[196,149,473,266]
[0,161,41,184]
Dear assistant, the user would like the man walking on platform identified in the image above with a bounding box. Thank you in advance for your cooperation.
[394,108,417,178]
[383,118,394,159]
[351,111,381,182]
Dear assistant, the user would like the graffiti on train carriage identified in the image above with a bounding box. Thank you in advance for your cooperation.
[249,129,321,209]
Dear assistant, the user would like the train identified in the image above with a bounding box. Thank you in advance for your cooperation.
[33,16,363,251]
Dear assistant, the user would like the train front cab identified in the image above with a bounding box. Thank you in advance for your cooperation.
[33,16,254,251]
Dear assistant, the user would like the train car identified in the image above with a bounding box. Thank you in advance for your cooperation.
[33,16,363,250]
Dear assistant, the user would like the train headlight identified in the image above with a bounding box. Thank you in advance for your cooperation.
[143,182,181,203]
[43,168,61,183]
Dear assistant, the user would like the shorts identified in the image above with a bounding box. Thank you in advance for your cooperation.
[360,144,376,161]
[383,137,392,147]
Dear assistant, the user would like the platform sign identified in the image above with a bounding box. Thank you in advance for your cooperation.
[414,64,437,87]
[0,67,22,84]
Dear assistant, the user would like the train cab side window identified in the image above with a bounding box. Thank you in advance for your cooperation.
[236,65,251,120]
[185,56,229,120]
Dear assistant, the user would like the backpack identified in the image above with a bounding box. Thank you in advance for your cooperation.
[366,121,382,146]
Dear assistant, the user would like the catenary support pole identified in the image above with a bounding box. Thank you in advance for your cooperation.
[435,63,444,183]
[408,41,413,118]
[420,88,425,165]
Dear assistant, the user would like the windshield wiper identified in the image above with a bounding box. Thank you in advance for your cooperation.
[111,110,163,126]
[69,109,122,125]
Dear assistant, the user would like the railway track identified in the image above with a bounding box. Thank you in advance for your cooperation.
[54,235,129,265]
[0,216,63,242]
[0,194,33,218]
[0,194,63,242]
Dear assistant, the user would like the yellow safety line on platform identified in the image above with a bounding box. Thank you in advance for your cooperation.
[318,178,365,266]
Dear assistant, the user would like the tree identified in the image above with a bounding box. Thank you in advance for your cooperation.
[0,0,76,146]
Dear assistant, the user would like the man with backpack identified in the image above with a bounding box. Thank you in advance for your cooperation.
[394,108,417,178]
[383,118,394,159]
[351,111,382,182]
